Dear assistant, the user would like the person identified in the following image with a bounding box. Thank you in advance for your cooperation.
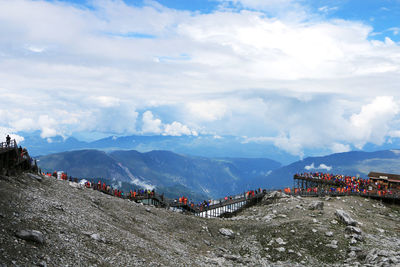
[6,135,11,147]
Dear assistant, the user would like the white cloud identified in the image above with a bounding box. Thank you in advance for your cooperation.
[319,164,332,171]
[391,149,400,155]
[388,27,400,35]
[240,96,400,156]
[26,45,46,53]
[318,6,339,13]
[219,0,295,10]
[349,96,399,148]
[141,111,197,136]
[163,121,195,136]
[38,115,58,138]
[0,0,399,156]
[186,101,227,122]
[304,163,332,171]
[331,143,351,153]
[142,111,163,134]
[91,96,121,108]
[0,127,25,144]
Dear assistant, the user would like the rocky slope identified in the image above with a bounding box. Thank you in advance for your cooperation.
[1,172,400,266]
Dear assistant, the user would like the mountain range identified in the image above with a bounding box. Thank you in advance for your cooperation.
[37,147,400,201]
[37,149,281,201]
[20,132,299,164]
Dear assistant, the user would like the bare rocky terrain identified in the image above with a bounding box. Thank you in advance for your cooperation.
[1,172,400,266]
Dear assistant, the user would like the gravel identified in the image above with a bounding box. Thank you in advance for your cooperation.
[1,172,400,266]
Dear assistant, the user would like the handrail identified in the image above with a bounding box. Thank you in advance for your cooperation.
[0,139,17,149]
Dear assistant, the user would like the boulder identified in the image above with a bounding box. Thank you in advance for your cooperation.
[335,209,357,226]
[15,230,44,244]
[345,226,362,235]
[308,201,324,210]
[263,191,289,202]
[219,228,235,238]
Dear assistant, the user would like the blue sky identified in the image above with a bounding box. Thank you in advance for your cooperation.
[0,0,400,157]
[52,0,400,40]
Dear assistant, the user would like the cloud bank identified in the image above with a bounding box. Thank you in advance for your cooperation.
[0,0,399,156]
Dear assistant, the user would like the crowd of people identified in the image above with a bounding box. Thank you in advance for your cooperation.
[293,172,399,197]
[44,172,159,200]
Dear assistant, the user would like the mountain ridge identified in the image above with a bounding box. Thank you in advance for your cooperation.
[38,149,282,201]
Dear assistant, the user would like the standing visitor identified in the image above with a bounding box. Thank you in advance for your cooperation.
[6,135,11,147]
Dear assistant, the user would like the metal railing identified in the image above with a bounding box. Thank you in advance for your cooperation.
[0,139,17,150]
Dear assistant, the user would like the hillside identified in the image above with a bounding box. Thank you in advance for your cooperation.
[264,149,400,188]
[37,149,281,201]
[1,172,399,266]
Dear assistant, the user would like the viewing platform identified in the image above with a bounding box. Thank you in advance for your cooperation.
[0,139,36,175]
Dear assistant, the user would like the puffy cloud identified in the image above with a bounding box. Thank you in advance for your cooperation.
[304,163,332,171]
[38,115,58,139]
[349,96,399,148]
[164,121,197,136]
[240,95,400,156]
[142,111,163,134]
[141,111,197,136]
[331,143,351,154]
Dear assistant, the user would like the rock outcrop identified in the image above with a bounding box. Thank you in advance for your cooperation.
[15,230,45,244]
[335,209,358,226]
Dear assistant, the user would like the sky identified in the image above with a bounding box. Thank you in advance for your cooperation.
[0,0,400,157]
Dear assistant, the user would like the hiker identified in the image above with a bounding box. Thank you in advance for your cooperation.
[6,135,11,147]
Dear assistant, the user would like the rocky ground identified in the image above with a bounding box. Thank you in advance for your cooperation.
[1,172,400,266]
